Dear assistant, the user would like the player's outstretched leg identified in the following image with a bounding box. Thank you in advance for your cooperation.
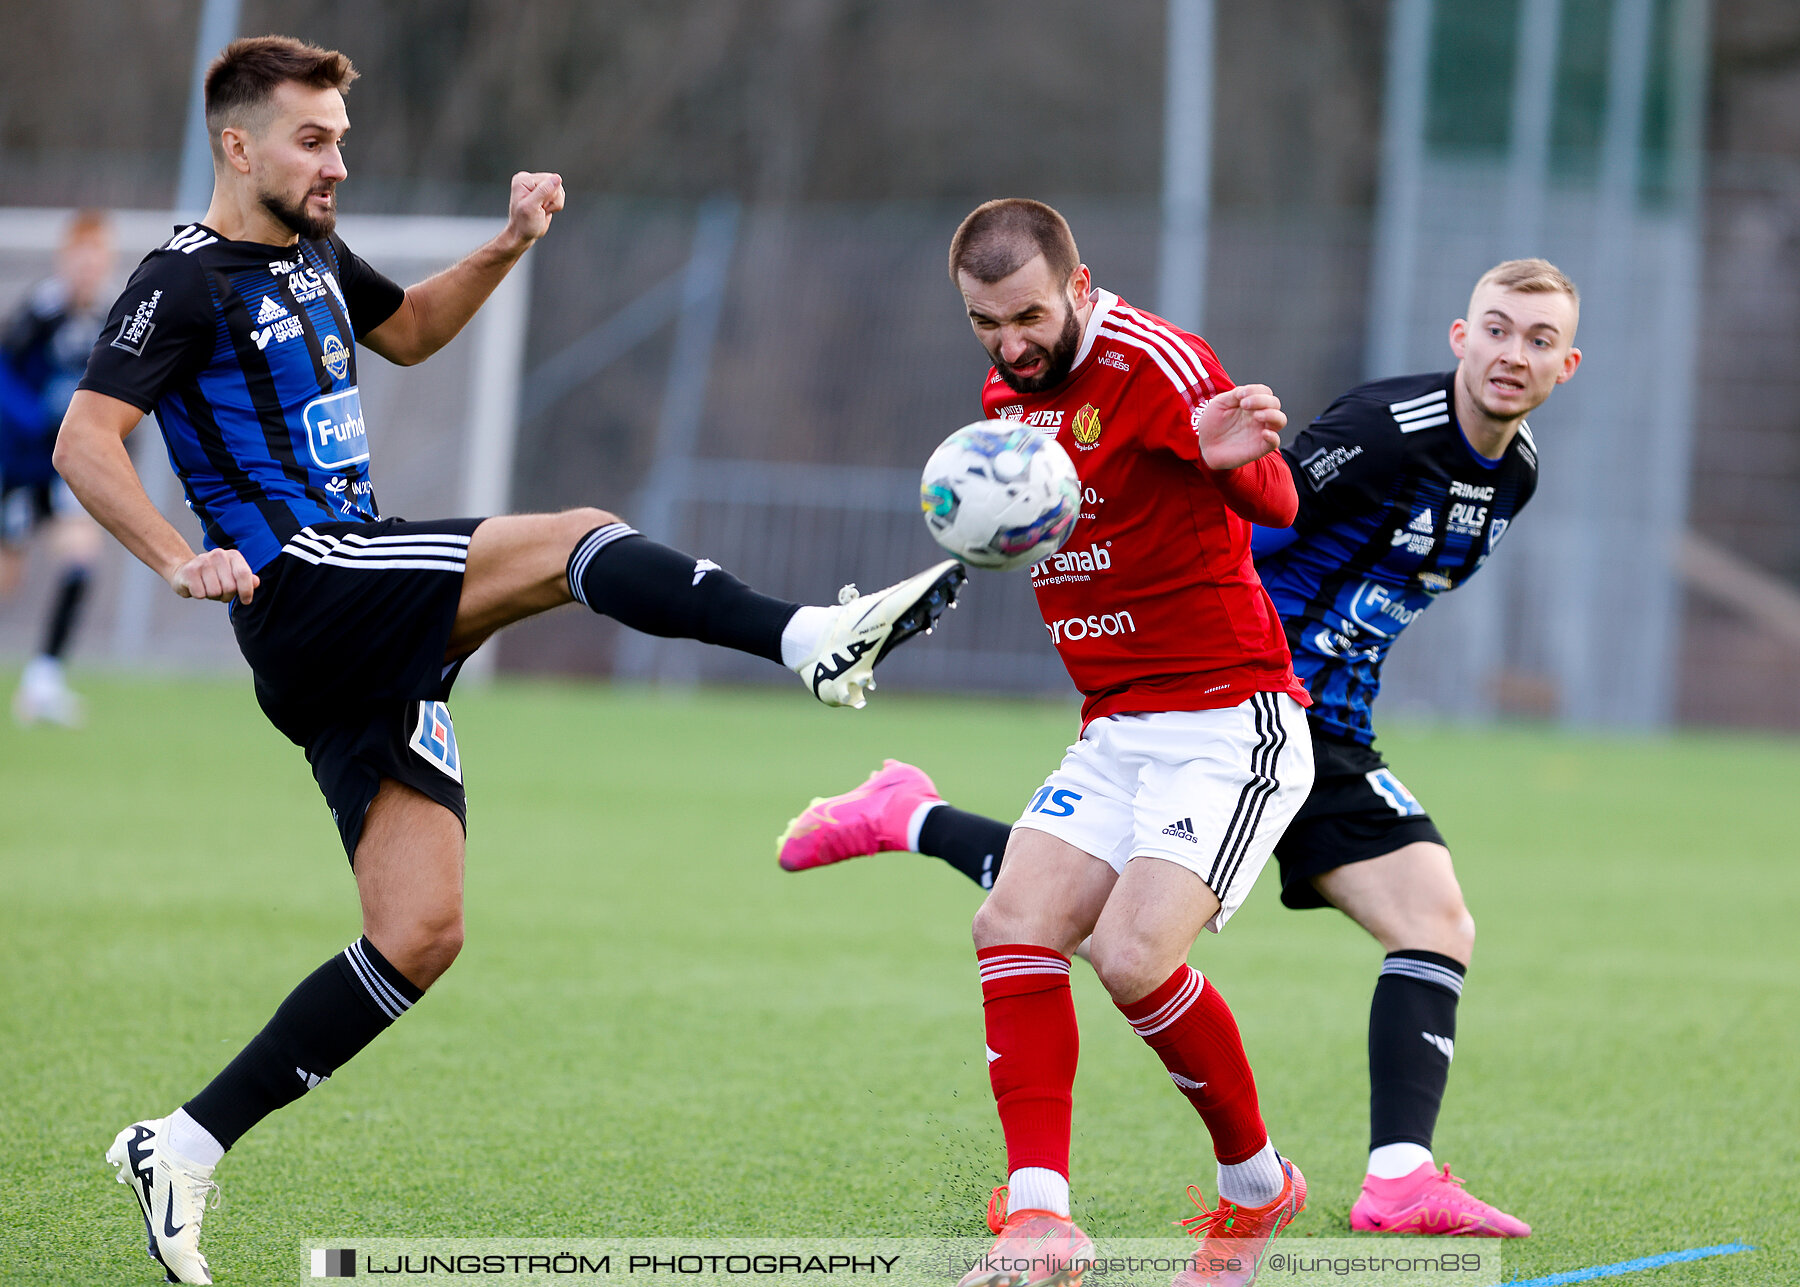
[784,561,966,708]
[562,521,965,708]
[774,761,1014,884]
[776,760,941,870]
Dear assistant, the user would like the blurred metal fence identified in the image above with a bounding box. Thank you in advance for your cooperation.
[1367,0,1710,731]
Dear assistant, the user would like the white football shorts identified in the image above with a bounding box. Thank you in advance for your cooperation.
[1012,692,1315,932]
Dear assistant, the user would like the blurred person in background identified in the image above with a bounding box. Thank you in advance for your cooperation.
[0,209,113,725]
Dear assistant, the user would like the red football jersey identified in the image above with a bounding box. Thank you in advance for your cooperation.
[980,289,1309,726]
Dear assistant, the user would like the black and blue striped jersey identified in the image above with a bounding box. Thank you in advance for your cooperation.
[1254,371,1538,746]
[78,223,405,571]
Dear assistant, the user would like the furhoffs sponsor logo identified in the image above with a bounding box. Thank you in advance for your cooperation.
[303,388,369,470]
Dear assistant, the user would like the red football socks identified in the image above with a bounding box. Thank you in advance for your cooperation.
[1117,964,1268,1164]
[977,945,1078,1177]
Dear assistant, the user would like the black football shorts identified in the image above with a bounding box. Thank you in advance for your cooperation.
[1272,725,1447,910]
[230,516,485,863]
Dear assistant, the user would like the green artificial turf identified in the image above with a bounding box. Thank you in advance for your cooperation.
[2,674,1795,1283]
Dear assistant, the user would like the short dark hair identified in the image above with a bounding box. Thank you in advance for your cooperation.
[204,35,357,158]
[948,199,1080,286]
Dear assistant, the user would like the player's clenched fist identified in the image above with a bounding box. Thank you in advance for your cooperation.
[171,547,258,604]
[506,171,565,247]
[1195,383,1287,472]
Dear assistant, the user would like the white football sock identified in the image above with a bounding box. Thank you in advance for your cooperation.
[1006,1166,1071,1218]
[779,605,836,670]
[166,1108,225,1167]
[905,800,943,852]
[1366,1142,1433,1179]
[20,655,62,689]
[1216,1140,1285,1207]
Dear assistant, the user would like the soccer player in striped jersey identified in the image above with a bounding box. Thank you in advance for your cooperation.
[56,37,961,1286]
[778,260,1582,1246]
[917,200,1315,1287]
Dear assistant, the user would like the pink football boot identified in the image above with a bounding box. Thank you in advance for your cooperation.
[775,759,941,872]
[1350,1163,1530,1237]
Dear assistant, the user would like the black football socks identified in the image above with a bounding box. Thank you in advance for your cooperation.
[184,937,422,1150]
[1368,949,1466,1150]
[567,523,795,664]
[917,805,1014,890]
[43,565,89,658]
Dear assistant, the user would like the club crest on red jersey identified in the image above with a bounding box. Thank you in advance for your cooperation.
[1071,403,1103,449]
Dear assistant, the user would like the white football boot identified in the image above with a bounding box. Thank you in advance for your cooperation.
[795,560,966,708]
[107,1118,220,1284]
[12,655,83,727]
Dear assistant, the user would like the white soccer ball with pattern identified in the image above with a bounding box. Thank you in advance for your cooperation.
[919,420,1081,572]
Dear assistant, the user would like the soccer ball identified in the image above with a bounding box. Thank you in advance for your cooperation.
[920,420,1081,572]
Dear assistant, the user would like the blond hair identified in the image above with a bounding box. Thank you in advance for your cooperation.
[1469,258,1579,321]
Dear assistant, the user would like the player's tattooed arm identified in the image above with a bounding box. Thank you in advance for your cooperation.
[363,171,565,367]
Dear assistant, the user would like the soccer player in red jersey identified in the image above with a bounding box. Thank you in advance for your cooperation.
[783,261,1578,1242]
[946,200,1312,1287]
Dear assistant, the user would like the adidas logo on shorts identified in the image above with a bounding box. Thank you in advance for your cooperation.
[1161,816,1197,843]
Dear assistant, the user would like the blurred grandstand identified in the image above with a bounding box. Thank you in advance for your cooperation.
[3,0,1798,728]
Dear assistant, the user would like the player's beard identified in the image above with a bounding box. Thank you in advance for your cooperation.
[260,184,337,241]
[993,302,1083,394]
